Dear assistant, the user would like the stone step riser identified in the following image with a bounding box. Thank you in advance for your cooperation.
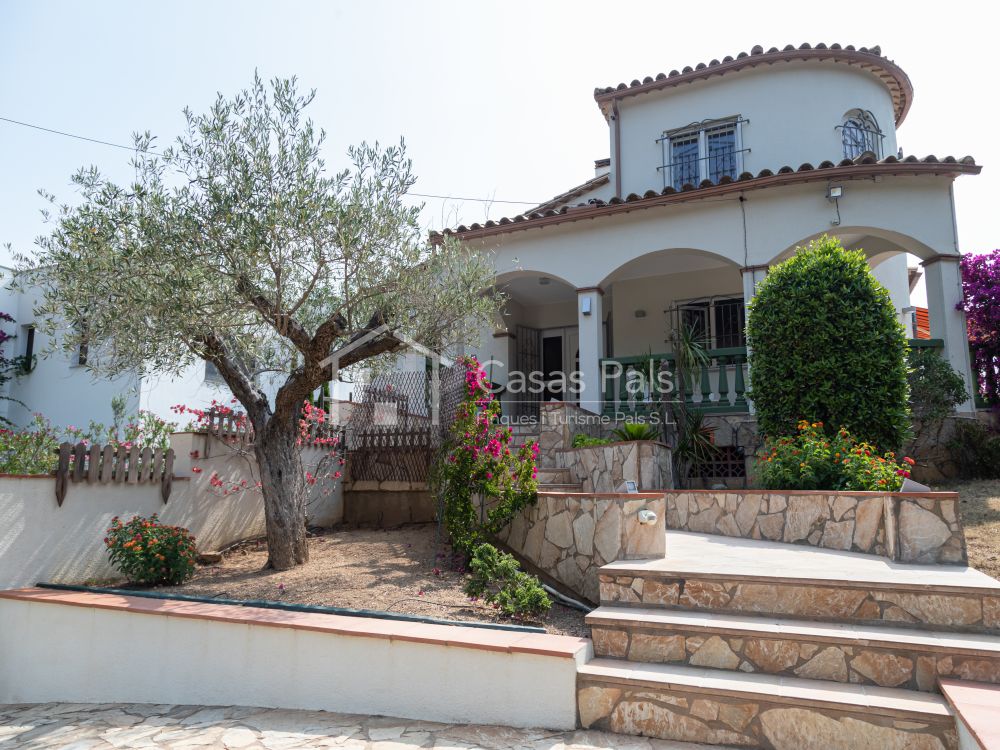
[538,484,585,492]
[577,675,959,749]
[599,572,1000,636]
[589,621,1000,692]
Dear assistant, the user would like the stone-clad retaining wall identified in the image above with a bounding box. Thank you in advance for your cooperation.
[665,490,966,565]
[537,402,615,467]
[556,441,673,493]
[496,492,665,603]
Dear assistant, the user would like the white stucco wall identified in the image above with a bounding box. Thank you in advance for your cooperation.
[0,272,140,429]
[477,178,956,296]
[613,62,899,197]
[0,433,342,589]
[0,597,585,729]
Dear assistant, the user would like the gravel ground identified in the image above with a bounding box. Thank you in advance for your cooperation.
[937,478,1000,580]
[149,523,589,636]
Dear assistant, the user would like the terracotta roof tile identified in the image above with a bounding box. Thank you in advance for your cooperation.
[594,43,912,125]
[432,155,979,242]
[526,172,610,214]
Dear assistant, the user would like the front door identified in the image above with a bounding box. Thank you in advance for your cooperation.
[542,333,564,402]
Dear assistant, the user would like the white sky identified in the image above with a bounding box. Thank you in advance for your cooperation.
[2,0,995,310]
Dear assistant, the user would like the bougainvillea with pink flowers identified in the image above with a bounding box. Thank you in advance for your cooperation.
[435,356,539,554]
[959,250,1000,405]
[173,399,344,498]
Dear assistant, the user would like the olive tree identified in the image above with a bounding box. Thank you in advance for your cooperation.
[16,75,500,570]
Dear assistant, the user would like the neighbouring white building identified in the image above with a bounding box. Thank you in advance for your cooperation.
[0,267,361,430]
[438,42,978,418]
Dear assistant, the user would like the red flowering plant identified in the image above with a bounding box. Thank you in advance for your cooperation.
[435,356,539,554]
[172,399,344,499]
[756,421,913,492]
[104,514,197,585]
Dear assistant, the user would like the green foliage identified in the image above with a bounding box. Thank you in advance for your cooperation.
[747,236,910,452]
[0,414,61,475]
[464,543,551,618]
[18,74,502,568]
[572,433,611,448]
[674,410,718,477]
[104,514,198,585]
[947,420,1000,479]
[433,358,538,555]
[908,348,968,424]
[756,420,913,491]
[611,422,660,442]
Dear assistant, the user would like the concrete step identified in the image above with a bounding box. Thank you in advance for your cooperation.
[587,606,1000,692]
[578,659,958,748]
[537,467,573,483]
[940,679,1000,749]
[539,483,586,492]
[600,532,1000,635]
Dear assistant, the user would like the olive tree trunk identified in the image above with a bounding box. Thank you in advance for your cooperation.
[252,409,309,570]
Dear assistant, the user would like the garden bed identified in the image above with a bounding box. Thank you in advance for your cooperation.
[939,478,1000,580]
[141,523,587,636]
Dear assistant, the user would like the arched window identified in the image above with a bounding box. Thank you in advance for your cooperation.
[840,109,883,159]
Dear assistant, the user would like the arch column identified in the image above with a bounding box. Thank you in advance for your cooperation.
[923,254,976,413]
[576,287,605,414]
[741,264,769,414]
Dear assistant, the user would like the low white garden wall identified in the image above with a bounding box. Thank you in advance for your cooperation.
[0,432,342,589]
[0,589,589,729]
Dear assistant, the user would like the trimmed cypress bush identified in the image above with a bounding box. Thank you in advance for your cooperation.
[747,235,910,452]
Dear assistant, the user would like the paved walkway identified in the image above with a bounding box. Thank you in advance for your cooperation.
[0,703,722,749]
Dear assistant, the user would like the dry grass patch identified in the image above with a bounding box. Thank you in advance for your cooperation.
[154,523,588,636]
[937,478,1000,580]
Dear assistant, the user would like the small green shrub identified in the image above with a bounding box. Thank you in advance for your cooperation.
[464,543,551,619]
[747,235,910,452]
[908,347,968,423]
[571,433,611,448]
[947,420,1000,479]
[611,422,660,442]
[105,514,198,585]
[756,421,913,491]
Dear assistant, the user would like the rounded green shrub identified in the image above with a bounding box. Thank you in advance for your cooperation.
[747,235,910,452]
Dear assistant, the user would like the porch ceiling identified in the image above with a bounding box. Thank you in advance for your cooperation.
[606,249,734,284]
[500,274,576,305]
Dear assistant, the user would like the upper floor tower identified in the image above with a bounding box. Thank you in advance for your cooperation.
[597,43,912,197]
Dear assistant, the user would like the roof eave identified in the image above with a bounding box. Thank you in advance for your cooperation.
[434,160,979,244]
[594,44,914,126]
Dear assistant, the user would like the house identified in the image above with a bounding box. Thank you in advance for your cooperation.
[0,267,358,430]
[438,43,979,422]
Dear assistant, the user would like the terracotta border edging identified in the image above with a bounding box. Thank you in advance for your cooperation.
[667,488,958,500]
[0,588,589,659]
[537,491,665,499]
[939,678,1000,749]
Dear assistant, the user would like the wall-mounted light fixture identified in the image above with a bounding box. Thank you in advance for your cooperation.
[827,185,843,226]
[634,309,647,318]
[581,297,592,316]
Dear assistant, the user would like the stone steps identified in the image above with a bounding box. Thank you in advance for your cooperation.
[578,659,957,748]
[539,483,586,492]
[537,467,573,483]
[587,606,1000,692]
[599,532,1000,635]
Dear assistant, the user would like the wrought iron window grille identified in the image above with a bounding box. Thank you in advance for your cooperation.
[656,117,750,191]
[836,109,885,159]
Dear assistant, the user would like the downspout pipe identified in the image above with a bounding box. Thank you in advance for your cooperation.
[612,100,622,198]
